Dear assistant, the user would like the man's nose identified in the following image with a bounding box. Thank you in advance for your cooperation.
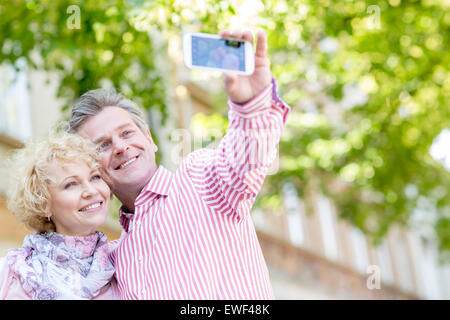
[113,138,129,155]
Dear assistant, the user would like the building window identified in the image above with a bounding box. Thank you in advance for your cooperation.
[420,239,442,299]
[316,194,339,261]
[437,264,450,299]
[252,207,266,231]
[391,231,415,293]
[0,58,32,143]
[282,182,305,247]
[375,239,395,286]
[350,227,369,274]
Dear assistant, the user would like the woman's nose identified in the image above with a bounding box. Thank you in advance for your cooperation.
[82,182,98,197]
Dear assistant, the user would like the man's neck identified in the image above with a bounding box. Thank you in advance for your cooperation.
[113,185,146,213]
[114,191,138,213]
[111,166,158,213]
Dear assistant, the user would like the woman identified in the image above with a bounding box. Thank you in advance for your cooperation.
[0,132,120,299]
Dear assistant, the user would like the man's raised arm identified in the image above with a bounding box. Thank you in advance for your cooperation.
[186,29,291,221]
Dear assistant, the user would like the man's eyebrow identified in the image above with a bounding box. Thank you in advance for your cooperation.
[93,122,133,144]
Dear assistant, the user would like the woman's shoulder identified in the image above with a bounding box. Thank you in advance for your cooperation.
[107,238,122,255]
[0,257,10,299]
[0,256,11,278]
[94,276,121,300]
[0,256,31,299]
[107,231,128,252]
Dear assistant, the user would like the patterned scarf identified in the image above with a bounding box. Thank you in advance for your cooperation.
[6,231,115,300]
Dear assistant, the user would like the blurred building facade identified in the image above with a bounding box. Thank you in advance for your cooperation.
[1,41,449,299]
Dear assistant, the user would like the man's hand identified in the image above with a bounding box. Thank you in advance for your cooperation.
[219,29,272,104]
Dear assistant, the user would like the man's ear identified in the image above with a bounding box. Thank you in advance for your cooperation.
[146,129,158,152]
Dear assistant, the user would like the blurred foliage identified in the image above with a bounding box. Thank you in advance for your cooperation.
[1,0,449,253]
[0,0,168,149]
[257,0,450,254]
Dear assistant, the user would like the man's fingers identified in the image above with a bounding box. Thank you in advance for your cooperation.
[242,30,254,45]
[230,29,243,39]
[219,29,254,45]
[255,29,267,58]
[219,29,231,38]
[223,71,238,89]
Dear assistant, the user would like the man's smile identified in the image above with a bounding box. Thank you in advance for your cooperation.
[115,155,138,170]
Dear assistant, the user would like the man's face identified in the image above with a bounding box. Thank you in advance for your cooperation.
[77,106,158,195]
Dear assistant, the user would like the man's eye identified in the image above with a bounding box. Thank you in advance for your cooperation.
[99,141,110,150]
[122,130,132,137]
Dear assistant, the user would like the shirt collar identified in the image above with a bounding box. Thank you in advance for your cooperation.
[140,165,173,197]
[134,165,173,206]
[118,165,173,232]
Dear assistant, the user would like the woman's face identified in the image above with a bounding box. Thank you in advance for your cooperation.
[47,160,111,236]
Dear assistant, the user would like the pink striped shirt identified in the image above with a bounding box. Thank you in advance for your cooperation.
[110,79,290,299]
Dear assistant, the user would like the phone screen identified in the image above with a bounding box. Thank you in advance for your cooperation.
[191,36,246,71]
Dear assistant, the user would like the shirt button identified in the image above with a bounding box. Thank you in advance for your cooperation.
[138,255,143,261]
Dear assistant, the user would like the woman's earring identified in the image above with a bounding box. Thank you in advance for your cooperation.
[47,216,51,222]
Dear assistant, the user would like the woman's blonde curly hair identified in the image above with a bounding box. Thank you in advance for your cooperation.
[6,131,101,233]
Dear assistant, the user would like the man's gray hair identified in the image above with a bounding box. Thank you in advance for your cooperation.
[67,88,149,134]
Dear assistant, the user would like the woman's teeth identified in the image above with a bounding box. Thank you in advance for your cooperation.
[80,202,101,212]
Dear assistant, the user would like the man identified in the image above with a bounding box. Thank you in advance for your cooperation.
[68,29,290,299]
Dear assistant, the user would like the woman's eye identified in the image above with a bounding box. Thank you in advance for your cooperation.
[64,182,76,189]
[92,174,102,181]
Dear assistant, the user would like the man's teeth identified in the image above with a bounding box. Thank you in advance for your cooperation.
[80,202,101,212]
[120,157,137,169]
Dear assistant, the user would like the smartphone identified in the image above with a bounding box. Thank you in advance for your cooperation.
[183,32,255,75]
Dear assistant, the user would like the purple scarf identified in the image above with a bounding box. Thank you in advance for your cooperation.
[6,231,115,300]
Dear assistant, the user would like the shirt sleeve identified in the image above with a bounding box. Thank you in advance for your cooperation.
[186,78,291,221]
